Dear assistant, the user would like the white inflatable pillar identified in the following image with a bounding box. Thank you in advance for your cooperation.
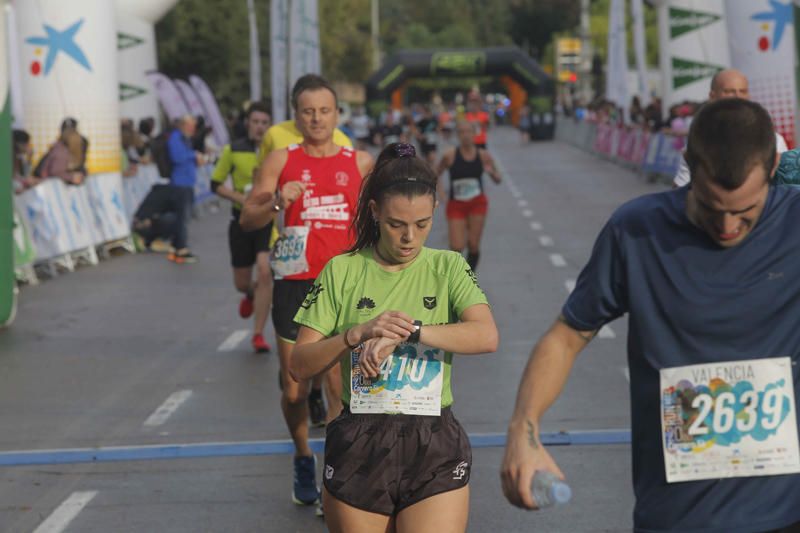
[16,0,121,173]
[114,0,178,129]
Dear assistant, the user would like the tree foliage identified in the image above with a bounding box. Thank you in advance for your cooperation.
[155,0,657,112]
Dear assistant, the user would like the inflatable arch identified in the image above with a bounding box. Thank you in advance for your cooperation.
[365,46,554,126]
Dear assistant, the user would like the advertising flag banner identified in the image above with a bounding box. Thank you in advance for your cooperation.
[188,75,229,149]
[656,0,730,108]
[145,71,189,122]
[174,78,207,120]
[288,0,321,88]
[606,0,630,115]
[271,0,289,122]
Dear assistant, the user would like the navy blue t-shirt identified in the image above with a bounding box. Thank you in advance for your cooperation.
[563,185,800,532]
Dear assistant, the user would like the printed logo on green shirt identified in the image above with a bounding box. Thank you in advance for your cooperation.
[356,297,376,310]
[465,268,481,289]
[423,296,437,310]
[301,283,325,309]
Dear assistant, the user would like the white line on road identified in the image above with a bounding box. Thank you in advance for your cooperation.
[521,209,533,218]
[511,190,522,199]
[622,367,630,382]
[217,329,249,351]
[539,235,554,247]
[565,279,576,293]
[143,390,193,428]
[599,326,617,339]
[518,199,528,207]
[530,221,542,231]
[33,491,97,533]
[550,254,567,267]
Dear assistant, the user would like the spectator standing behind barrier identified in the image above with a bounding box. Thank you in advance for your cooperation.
[137,117,156,162]
[38,129,86,185]
[59,117,88,174]
[165,115,204,264]
[12,129,39,193]
[673,69,788,188]
[120,119,140,178]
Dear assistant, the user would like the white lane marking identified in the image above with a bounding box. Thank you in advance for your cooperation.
[530,222,543,231]
[217,329,249,351]
[521,209,534,218]
[33,491,98,533]
[598,325,616,339]
[493,156,523,198]
[518,199,528,207]
[539,235,554,247]
[622,367,630,382]
[143,390,193,428]
[549,254,567,267]
[565,279,576,293]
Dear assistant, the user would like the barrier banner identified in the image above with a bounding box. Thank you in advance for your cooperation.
[593,123,614,155]
[616,128,637,163]
[55,180,100,250]
[631,130,651,166]
[16,180,71,260]
[12,207,36,267]
[85,173,129,242]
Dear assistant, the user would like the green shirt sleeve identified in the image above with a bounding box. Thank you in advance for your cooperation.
[211,144,233,183]
[448,253,489,317]
[294,259,341,337]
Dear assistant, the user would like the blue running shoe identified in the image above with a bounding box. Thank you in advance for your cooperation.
[292,455,319,505]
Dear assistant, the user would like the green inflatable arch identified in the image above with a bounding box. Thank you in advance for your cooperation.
[365,46,554,138]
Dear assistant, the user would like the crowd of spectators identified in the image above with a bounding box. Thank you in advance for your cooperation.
[561,93,702,139]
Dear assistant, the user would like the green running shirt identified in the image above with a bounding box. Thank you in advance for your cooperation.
[294,247,488,409]
[211,138,259,210]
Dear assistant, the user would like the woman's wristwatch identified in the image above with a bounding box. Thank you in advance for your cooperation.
[407,320,422,344]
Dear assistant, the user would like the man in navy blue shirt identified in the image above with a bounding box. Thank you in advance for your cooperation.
[501,99,800,532]
[167,115,204,263]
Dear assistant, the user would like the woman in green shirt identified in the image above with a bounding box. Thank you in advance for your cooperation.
[292,143,498,532]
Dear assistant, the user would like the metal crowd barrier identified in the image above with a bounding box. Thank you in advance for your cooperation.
[555,118,684,183]
[12,163,215,283]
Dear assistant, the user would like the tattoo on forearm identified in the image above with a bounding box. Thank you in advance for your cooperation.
[526,420,540,450]
[557,315,597,343]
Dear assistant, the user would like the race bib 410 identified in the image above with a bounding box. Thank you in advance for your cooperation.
[660,357,800,483]
[350,343,444,416]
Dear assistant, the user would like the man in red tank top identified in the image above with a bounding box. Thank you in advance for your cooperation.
[241,75,374,508]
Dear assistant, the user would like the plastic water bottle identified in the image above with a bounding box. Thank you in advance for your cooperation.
[531,470,572,508]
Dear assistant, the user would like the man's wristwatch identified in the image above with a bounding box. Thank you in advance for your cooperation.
[407,320,422,344]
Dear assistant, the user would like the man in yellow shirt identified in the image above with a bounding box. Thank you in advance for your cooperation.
[256,75,353,429]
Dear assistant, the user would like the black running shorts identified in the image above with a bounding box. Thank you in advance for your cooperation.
[228,217,273,268]
[323,406,472,516]
[272,279,315,342]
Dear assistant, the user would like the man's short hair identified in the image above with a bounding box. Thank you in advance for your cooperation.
[246,101,270,118]
[13,129,30,145]
[685,98,776,190]
[60,117,78,131]
[290,74,338,111]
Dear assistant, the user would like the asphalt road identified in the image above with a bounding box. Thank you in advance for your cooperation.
[0,127,666,532]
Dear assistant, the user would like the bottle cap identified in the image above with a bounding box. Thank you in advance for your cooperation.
[552,482,572,504]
